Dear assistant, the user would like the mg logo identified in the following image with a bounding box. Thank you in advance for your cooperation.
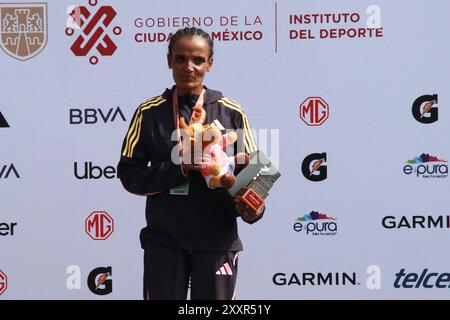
[0,3,48,61]
[299,97,329,126]
[85,211,114,240]
[65,0,121,65]
[0,270,7,295]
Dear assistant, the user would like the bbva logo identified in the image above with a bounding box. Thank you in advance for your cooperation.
[0,164,20,179]
[69,107,126,124]
[0,111,9,127]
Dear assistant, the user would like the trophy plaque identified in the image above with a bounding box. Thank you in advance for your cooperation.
[228,150,281,222]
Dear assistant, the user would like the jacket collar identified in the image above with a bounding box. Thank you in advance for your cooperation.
[162,85,223,106]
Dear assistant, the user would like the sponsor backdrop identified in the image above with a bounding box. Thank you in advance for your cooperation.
[1,0,449,299]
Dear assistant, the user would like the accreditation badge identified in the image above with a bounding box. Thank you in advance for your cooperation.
[169,179,190,195]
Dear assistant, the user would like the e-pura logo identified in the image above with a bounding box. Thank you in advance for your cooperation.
[293,211,337,236]
[65,0,121,65]
[403,154,448,179]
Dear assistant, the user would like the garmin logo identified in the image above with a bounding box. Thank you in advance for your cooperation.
[382,215,450,229]
[273,272,358,286]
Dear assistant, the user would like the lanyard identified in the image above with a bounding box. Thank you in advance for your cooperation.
[172,87,206,148]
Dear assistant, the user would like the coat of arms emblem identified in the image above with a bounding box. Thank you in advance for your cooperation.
[0,3,47,61]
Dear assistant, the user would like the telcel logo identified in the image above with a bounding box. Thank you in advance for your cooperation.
[394,269,450,288]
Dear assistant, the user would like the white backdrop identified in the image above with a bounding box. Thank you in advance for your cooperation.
[1,0,449,299]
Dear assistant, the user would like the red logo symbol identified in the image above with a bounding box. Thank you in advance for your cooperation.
[65,0,121,65]
[85,211,114,240]
[0,270,7,295]
[299,97,329,126]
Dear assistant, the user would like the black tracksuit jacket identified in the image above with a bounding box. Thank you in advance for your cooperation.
[117,86,261,252]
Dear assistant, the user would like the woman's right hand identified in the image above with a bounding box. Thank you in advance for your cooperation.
[181,150,211,173]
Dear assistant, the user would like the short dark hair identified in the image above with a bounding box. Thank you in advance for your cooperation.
[168,27,214,59]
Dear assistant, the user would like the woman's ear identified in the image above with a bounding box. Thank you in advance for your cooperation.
[207,57,214,72]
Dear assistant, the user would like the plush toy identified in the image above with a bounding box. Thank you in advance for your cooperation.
[179,106,249,189]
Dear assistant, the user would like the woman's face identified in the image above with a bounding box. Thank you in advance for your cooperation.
[168,35,213,95]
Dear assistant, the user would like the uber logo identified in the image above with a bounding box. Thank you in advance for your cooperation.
[0,222,18,236]
[74,162,117,179]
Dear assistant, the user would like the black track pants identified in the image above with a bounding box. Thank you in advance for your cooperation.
[143,242,239,300]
